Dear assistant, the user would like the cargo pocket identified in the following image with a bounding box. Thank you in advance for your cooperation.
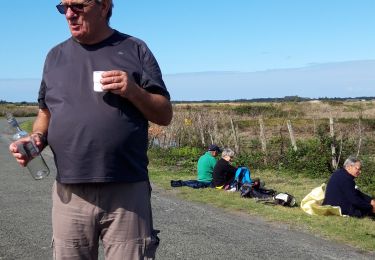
[51,236,95,259]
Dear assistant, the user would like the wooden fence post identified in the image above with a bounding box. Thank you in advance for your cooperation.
[287,120,297,151]
[330,116,337,169]
[313,117,317,136]
[230,118,240,154]
[211,122,219,146]
[337,135,343,166]
[198,114,206,147]
[356,117,362,157]
[259,118,268,165]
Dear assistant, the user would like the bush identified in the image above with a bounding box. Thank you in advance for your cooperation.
[232,104,289,118]
[357,156,375,196]
[148,147,202,171]
[234,150,265,170]
[279,139,332,177]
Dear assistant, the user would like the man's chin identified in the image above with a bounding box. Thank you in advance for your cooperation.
[70,31,85,42]
[69,25,85,36]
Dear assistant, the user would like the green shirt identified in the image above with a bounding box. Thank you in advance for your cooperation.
[197,152,217,182]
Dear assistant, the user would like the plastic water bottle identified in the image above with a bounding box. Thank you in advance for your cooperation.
[5,112,50,180]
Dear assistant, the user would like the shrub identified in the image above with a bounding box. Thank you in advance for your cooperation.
[279,139,332,178]
[232,104,289,118]
[148,147,202,171]
[234,150,265,170]
[356,156,375,196]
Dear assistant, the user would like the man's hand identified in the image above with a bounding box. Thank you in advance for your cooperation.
[100,70,135,98]
[371,199,375,213]
[9,134,45,167]
[9,137,32,167]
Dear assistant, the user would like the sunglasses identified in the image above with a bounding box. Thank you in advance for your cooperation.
[56,0,94,14]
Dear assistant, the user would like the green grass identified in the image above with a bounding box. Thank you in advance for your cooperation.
[149,165,375,252]
[20,121,33,133]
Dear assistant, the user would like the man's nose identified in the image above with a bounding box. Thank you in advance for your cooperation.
[65,7,78,19]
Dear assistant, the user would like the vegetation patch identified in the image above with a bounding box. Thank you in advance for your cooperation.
[232,104,291,118]
[149,161,375,252]
[0,104,38,117]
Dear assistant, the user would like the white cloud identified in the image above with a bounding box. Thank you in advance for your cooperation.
[1,60,374,102]
[164,60,375,101]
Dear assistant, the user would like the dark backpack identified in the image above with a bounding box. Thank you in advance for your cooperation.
[240,183,276,199]
[255,192,297,207]
[273,193,296,207]
[240,183,296,207]
[239,183,253,197]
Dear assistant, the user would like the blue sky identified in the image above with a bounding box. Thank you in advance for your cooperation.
[1,0,374,101]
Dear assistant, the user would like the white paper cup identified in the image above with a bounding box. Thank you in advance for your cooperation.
[93,71,105,92]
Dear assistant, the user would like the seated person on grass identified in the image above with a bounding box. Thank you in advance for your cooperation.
[212,148,237,189]
[197,144,222,184]
[170,144,222,189]
[323,156,375,218]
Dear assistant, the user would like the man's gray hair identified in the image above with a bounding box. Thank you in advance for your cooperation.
[96,0,113,22]
[343,156,361,168]
[221,148,235,159]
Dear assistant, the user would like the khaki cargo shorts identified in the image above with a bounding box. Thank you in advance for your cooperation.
[51,180,159,260]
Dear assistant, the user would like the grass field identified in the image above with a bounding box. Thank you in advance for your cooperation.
[149,164,375,252]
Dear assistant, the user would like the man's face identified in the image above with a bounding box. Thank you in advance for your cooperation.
[60,0,105,43]
[347,162,362,178]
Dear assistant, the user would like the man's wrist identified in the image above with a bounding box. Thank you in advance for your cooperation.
[32,132,48,146]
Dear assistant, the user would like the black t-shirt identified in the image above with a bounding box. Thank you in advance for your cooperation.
[212,158,237,187]
[38,31,169,183]
[323,168,372,217]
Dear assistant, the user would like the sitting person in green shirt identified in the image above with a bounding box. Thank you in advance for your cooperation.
[197,144,222,184]
[170,144,222,189]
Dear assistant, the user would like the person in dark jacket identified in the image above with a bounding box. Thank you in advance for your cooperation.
[323,156,375,217]
[212,148,237,188]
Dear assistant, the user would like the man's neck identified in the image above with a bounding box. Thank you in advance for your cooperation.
[76,27,114,45]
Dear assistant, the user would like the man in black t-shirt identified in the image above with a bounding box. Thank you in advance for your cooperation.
[323,156,375,217]
[9,1,172,259]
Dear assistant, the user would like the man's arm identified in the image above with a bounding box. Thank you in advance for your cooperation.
[345,180,373,212]
[101,70,172,126]
[124,83,173,126]
[32,108,51,149]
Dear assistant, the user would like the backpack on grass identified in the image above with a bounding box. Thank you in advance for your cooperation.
[240,183,276,199]
[233,167,252,191]
[239,179,297,207]
[255,192,297,207]
[273,192,296,207]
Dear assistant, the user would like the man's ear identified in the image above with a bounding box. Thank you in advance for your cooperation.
[100,0,112,19]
